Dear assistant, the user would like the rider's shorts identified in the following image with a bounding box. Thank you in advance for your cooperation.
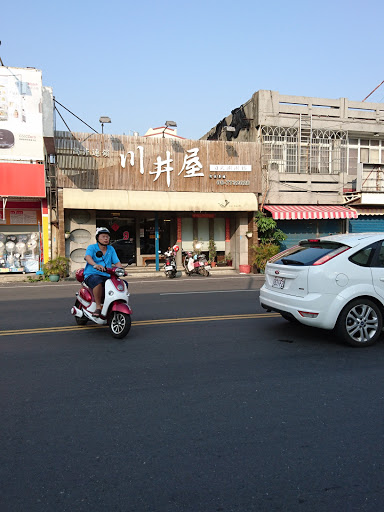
[84,274,109,289]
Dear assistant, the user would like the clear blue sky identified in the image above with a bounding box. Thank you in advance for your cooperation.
[2,0,384,140]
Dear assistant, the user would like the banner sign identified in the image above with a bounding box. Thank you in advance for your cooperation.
[0,67,44,162]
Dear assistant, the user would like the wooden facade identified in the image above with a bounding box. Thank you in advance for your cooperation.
[55,131,261,193]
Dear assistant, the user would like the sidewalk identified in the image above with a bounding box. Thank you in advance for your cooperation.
[0,266,262,283]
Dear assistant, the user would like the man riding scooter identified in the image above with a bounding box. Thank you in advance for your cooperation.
[84,227,124,317]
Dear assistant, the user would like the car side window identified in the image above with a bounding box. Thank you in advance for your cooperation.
[349,243,376,267]
[372,240,384,268]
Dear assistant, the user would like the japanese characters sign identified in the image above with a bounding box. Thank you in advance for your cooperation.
[56,132,261,193]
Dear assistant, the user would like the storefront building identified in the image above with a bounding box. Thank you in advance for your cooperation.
[0,66,53,273]
[201,90,384,244]
[54,132,261,271]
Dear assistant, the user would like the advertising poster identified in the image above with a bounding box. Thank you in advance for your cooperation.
[0,67,44,161]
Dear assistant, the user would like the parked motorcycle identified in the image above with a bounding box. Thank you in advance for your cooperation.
[184,248,211,277]
[163,244,179,278]
[71,264,132,339]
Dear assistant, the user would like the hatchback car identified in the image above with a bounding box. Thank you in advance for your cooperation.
[260,233,384,347]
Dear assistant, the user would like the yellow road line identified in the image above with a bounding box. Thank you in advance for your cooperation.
[0,313,280,337]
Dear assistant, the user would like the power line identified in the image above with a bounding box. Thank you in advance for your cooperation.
[362,80,384,102]
[54,99,99,133]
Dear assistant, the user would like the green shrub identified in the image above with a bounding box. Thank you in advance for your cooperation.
[43,256,70,279]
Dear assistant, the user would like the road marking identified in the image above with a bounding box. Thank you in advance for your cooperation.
[0,275,263,289]
[0,313,280,337]
[160,289,259,295]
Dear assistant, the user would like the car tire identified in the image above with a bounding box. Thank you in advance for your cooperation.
[336,298,383,347]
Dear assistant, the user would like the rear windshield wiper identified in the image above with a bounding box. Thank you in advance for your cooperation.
[281,258,305,266]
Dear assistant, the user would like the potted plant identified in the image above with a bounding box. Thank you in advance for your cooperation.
[250,210,287,273]
[43,256,70,282]
[208,238,217,267]
[224,252,233,266]
[251,243,280,273]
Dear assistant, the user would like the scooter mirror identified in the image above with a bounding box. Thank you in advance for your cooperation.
[96,251,103,258]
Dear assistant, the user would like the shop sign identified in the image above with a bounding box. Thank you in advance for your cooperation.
[10,210,37,224]
[120,146,251,189]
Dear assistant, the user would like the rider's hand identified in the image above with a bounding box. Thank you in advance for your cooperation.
[93,264,105,272]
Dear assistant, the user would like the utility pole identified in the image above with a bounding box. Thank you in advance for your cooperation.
[0,41,4,66]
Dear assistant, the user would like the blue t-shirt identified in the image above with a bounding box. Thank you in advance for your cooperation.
[84,244,120,279]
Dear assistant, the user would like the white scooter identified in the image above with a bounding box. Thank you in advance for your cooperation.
[163,244,179,278]
[71,265,132,339]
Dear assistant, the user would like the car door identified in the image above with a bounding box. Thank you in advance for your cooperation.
[370,240,384,300]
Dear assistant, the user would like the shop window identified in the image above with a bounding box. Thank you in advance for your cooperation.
[182,218,193,252]
[139,218,171,255]
[214,218,225,251]
[197,218,209,251]
[0,232,40,273]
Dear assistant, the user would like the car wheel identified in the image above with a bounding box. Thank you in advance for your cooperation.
[336,298,383,347]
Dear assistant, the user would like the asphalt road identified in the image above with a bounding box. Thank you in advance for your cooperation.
[1,274,384,511]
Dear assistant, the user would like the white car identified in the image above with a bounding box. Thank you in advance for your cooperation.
[260,233,384,347]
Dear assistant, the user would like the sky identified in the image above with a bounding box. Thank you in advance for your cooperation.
[2,0,384,140]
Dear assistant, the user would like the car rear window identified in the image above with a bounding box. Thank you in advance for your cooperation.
[270,241,350,266]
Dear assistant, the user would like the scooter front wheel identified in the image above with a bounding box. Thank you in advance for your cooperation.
[109,311,131,339]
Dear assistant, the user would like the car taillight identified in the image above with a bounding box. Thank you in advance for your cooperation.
[298,311,319,318]
[312,246,350,265]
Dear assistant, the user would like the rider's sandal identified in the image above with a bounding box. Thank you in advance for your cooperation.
[93,309,101,317]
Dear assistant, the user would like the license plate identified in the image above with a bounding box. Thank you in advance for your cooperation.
[205,265,211,270]
[165,265,174,270]
[272,277,285,289]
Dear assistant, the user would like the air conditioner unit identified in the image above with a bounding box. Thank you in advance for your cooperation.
[268,160,284,172]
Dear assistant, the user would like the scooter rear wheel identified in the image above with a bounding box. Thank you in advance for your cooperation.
[74,300,89,325]
[109,311,131,339]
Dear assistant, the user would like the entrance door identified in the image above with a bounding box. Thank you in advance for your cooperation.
[98,217,136,265]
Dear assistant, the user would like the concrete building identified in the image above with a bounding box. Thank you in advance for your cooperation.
[0,66,54,274]
[202,90,384,246]
[52,132,261,273]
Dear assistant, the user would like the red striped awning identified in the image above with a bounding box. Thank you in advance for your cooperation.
[352,207,384,216]
[263,205,358,220]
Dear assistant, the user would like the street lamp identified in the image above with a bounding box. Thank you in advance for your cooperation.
[163,120,177,138]
[99,116,111,134]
